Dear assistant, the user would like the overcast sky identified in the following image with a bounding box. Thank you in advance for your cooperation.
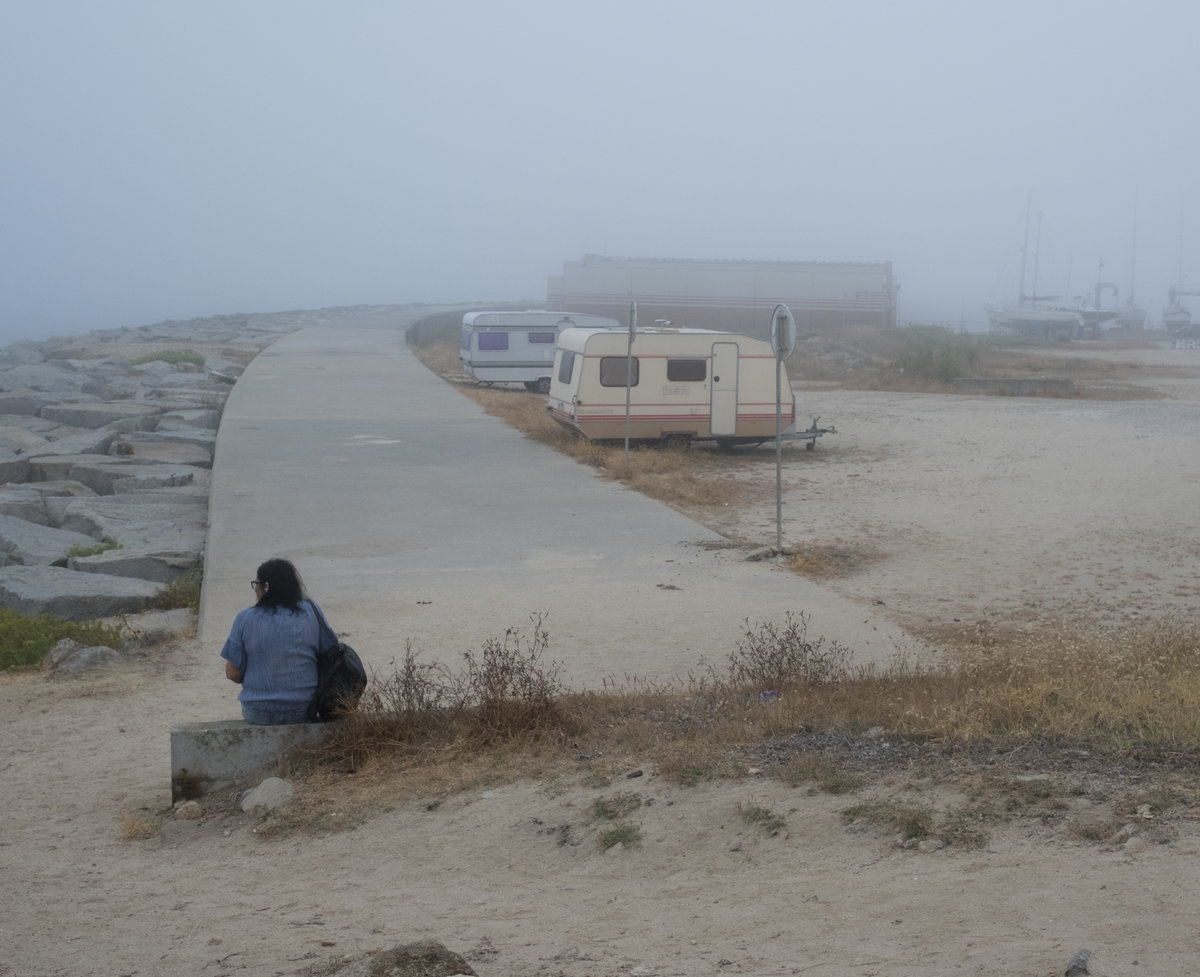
[2,0,1198,344]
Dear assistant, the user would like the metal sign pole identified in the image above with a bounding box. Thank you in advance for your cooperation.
[623,302,637,477]
[771,304,796,551]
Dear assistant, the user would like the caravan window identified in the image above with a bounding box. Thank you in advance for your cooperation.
[600,357,639,387]
[557,350,575,384]
[667,358,706,382]
[528,331,556,344]
[477,332,508,351]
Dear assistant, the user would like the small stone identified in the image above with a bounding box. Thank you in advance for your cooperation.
[240,777,294,814]
[60,645,120,673]
[1064,948,1091,976]
[174,800,202,820]
[41,638,80,670]
[1107,823,1138,846]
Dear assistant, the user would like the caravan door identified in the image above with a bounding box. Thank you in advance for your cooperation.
[710,342,739,436]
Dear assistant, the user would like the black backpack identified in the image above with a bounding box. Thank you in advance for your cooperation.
[306,601,368,723]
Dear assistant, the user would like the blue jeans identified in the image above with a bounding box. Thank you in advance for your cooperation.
[241,702,310,725]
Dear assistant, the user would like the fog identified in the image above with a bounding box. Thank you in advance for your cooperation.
[2,0,1197,345]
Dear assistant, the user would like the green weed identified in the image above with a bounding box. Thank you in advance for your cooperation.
[590,791,643,821]
[740,802,787,835]
[66,537,122,559]
[153,567,203,613]
[598,822,642,850]
[0,609,127,669]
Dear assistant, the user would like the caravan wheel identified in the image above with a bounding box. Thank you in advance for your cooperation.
[663,434,692,451]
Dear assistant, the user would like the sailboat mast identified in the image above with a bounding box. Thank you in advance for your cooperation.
[1129,206,1137,304]
[1030,212,1043,307]
[1018,199,1030,308]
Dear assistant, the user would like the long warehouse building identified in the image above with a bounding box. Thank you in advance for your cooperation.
[547,255,898,338]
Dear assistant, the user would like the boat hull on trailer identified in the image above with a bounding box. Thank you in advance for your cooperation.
[986,304,1082,336]
[1079,308,1119,331]
[1116,304,1146,330]
[1164,304,1192,330]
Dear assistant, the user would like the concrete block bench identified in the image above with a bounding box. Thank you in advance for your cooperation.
[170,719,327,802]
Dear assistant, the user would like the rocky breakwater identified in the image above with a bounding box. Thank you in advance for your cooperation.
[0,311,319,626]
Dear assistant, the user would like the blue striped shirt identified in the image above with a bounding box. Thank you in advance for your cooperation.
[220,601,323,710]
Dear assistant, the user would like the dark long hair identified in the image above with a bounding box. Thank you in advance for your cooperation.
[255,558,307,612]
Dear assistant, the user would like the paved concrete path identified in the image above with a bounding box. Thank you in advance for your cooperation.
[199,308,910,691]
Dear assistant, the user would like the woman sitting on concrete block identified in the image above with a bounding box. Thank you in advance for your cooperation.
[220,558,325,725]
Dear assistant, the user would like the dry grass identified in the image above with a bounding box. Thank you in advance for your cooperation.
[253,614,1200,844]
[780,324,1191,397]
[739,801,787,835]
[787,542,886,579]
[120,816,161,841]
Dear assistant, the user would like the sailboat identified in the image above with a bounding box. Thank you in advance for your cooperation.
[986,203,1082,337]
[1164,288,1193,331]
[1076,260,1120,333]
[1116,301,1147,331]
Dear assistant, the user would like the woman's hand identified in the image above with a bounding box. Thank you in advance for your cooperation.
[225,660,244,684]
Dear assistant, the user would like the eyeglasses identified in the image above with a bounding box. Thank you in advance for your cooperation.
[251,580,264,592]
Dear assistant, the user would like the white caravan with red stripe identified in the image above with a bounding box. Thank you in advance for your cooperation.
[547,327,797,448]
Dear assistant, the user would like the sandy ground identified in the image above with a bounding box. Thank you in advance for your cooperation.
[3,341,1200,977]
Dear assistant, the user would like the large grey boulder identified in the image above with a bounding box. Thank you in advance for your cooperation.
[26,452,114,483]
[154,408,220,433]
[54,496,206,545]
[142,371,222,391]
[27,455,197,495]
[79,379,132,401]
[0,451,30,484]
[52,495,206,582]
[2,481,98,529]
[124,429,216,453]
[0,342,51,367]
[0,392,54,416]
[0,565,161,620]
[0,414,60,436]
[69,547,199,583]
[0,514,97,567]
[0,363,84,394]
[27,430,118,458]
[16,481,99,529]
[0,486,53,526]
[40,402,161,430]
[108,439,212,468]
[111,463,200,494]
[0,422,51,453]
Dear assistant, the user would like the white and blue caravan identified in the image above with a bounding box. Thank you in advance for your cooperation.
[460,310,621,393]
